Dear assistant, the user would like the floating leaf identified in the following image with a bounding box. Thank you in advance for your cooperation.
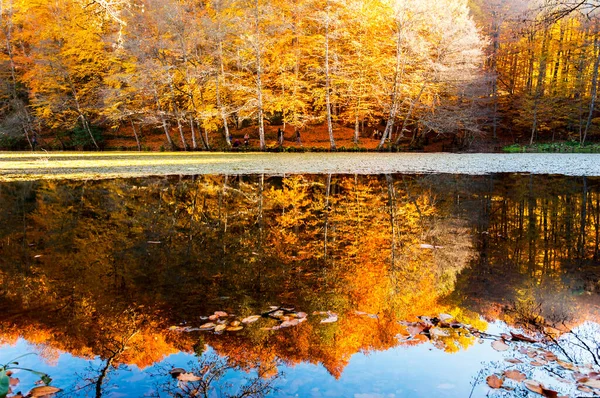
[214,311,228,317]
[9,377,19,386]
[486,375,503,389]
[504,370,526,382]
[280,319,300,328]
[491,340,510,352]
[543,352,558,362]
[581,378,600,389]
[523,380,543,394]
[226,326,243,331]
[556,359,575,370]
[28,386,62,397]
[214,324,226,332]
[229,320,240,327]
[296,312,307,319]
[531,360,546,367]
[505,358,523,364]
[510,332,538,343]
[429,327,450,338]
[0,370,9,398]
[407,324,426,336]
[577,385,593,393]
[354,311,368,316]
[320,312,338,324]
[169,368,186,377]
[208,315,219,321]
[177,373,201,382]
[438,313,453,322]
[241,315,261,324]
[199,322,216,330]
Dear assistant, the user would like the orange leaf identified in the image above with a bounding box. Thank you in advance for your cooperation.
[486,375,503,389]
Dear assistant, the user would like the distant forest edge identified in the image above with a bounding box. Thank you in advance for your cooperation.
[1,0,600,151]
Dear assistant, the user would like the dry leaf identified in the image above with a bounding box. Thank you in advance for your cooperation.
[199,322,216,330]
[241,315,261,324]
[28,386,62,397]
[214,324,226,332]
[523,379,543,394]
[556,359,575,370]
[505,358,523,364]
[510,332,538,343]
[226,326,243,331]
[438,313,453,322]
[577,385,593,393]
[214,311,228,317]
[229,320,240,327]
[320,312,338,324]
[486,375,503,389]
[582,378,600,389]
[491,340,510,352]
[177,373,201,382]
[169,368,186,377]
[9,377,19,386]
[296,312,307,319]
[504,370,526,382]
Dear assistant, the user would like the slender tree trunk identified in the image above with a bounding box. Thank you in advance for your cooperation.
[379,21,404,150]
[154,89,174,149]
[129,117,141,151]
[583,31,600,146]
[215,74,231,147]
[530,30,550,146]
[189,116,197,150]
[254,0,266,150]
[325,0,336,150]
[398,82,426,146]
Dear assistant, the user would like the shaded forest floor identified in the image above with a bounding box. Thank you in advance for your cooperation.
[22,122,600,153]
[99,123,513,153]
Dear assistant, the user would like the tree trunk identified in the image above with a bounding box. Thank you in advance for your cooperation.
[583,31,600,146]
[154,90,174,149]
[254,0,266,150]
[379,21,404,150]
[325,0,336,150]
[130,117,141,151]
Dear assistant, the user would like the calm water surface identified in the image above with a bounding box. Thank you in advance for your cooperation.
[1,174,600,397]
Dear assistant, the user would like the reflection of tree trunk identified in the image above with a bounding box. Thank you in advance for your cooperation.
[324,174,332,258]
[386,174,396,268]
[95,330,139,398]
[578,177,588,259]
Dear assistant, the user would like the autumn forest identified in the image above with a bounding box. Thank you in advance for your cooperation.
[1,0,600,151]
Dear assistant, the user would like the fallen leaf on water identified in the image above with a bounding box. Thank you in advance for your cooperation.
[214,324,226,332]
[320,312,338,324]
[429,327,450,338]
[577,385,593,393]
[354,311,368,316]
[177,373,201,382]
[531,360,547,367]
[501,333,512,340]
[556,359,575,370]
[214,311,228,317]
[486,375,503,389]
[543,352,558,362]
[523,379,543,394]
[296,312,307,319]
[581,378,600,389]
[28,386,62,397]
[505,358,523,364]
[510,332,538,343]
[169,368,186,377]
[208,314,219,321]
[9,377,19,386]
[438,313,453,322]
[491,340,510,352]
[226,326,243,331]
[199,322,216,330]
[229,320,240,327]
[242,315,261,324]
[280,319,300,328]
[407,324,426,336]
[504,370,526,382]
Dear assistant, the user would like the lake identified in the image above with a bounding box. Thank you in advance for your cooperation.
[1,157,600,397]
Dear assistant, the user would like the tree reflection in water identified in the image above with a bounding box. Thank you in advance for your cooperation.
[0,174,598,396]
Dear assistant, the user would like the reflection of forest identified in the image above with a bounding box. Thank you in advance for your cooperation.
[0,174,598,381]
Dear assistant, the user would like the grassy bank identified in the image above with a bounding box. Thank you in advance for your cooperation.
[503,141,600,153]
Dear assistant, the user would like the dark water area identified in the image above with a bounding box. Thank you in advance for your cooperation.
[1,174,600,397]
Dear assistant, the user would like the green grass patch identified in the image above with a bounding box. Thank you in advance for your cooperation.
[503,141,600,153]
